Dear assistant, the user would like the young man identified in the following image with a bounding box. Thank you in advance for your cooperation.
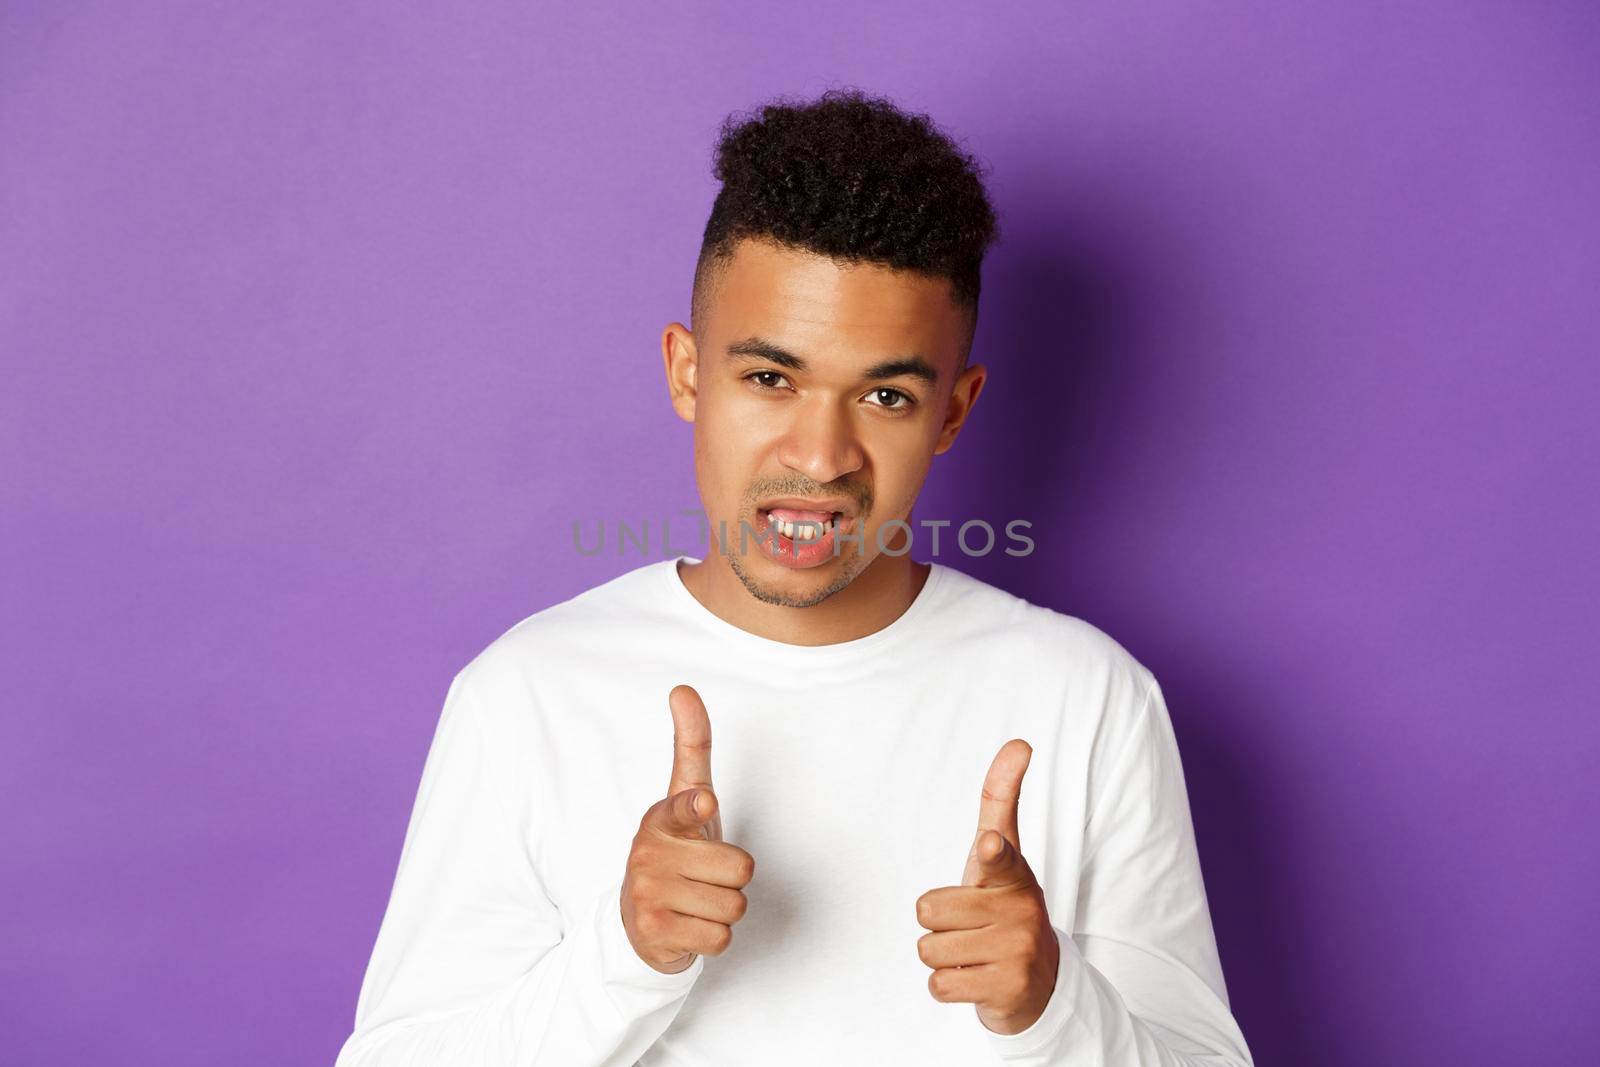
[335,89,1253,1066]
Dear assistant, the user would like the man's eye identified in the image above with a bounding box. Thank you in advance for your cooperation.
[745,371,789,390]
[866,388,915,411]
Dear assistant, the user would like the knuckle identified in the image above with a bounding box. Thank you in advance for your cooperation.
[729,890,749,922]
[641,800,670,830]
[927,971,950,1001]
[916,934,935,965]
[706,924,733,955]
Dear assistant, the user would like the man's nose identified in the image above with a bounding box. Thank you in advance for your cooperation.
[773,398,865,486]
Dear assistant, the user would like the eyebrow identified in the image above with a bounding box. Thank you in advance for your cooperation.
[726,336,939,385]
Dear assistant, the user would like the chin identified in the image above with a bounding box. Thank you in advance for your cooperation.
[729,551,858,608]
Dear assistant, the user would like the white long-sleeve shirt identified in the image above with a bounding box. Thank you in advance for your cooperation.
[334,556,1253,1066]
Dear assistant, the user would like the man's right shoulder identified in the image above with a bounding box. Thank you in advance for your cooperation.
[448,558,673,703]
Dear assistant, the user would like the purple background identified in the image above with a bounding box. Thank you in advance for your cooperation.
[3,3,1595,1064]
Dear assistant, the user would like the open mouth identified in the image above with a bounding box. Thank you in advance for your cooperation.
[758,507,847,542]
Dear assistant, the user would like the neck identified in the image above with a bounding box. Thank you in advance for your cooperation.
[677,549,931,647]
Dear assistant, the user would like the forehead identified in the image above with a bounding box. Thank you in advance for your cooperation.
[708,238,965,371]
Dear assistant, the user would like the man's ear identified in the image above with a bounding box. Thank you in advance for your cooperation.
[932,360,987,455]
[662,322,699,422]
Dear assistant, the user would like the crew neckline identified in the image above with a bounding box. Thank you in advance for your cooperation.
[659,554,951,661]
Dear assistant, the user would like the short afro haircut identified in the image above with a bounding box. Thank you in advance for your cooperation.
[690,87,1001,374]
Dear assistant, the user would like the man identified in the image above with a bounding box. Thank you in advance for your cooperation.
[334,88,1253,1066]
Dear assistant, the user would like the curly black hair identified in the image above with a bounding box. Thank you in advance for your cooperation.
[691,87,1001,372]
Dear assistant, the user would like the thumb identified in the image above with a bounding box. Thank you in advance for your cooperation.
[667,684,714,799]
[976,738,1031,850]
[962,739,1034,888]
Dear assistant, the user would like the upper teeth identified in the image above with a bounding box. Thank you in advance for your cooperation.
[769,512,836,540]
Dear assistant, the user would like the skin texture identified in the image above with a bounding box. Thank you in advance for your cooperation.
[633,236,1058,1033]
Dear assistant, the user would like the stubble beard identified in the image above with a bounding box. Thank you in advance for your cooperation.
[725,537,868,608]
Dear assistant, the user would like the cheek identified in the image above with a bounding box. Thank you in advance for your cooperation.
[699,383,780,443]
[865,437,936,500]
[692,419,764,509]
[690,425,730,510]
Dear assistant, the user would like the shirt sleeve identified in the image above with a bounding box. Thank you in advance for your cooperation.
[983,679,1254,1066]
[333,668,704,1067]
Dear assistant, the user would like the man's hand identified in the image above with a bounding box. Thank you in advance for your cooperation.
[915,738,1060,1035]
[621,684,756,974]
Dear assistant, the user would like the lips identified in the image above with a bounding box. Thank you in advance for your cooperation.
[751,507,844,568]
[756,496,858,521]
[764,510,839,542]
[747,495,862,566]
[756,505,854,539]
[765,506,834,524]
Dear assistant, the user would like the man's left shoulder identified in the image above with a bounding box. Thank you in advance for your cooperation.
[933,562,1158,696]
